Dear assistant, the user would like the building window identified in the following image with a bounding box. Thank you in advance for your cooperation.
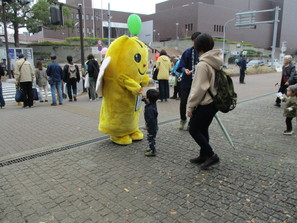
[71,13,74,19]
[86,14,89,20]
[76,14,79,19]
[91,16,93,20]
[95,15,99,21]
[97,28,100,35]
[185,24,188,30]
[190,24,193,31]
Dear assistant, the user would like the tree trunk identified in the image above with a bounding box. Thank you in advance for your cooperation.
[13,6,19,47]
[14,24,19,47]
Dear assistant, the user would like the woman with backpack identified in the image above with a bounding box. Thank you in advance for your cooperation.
[63,56,80,102]
[187,33,223,169]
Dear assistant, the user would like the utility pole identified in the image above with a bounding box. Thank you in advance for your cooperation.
[108,3,111,46]
[271,6,280,69]
[78,4,84,73]
[235,7,281,69]
[222,18,235,62]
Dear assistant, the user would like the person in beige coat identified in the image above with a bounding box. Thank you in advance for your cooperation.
[14,54,35,108]
[35,61,48,102]
[187,33,223,169]
[156,50,171,102]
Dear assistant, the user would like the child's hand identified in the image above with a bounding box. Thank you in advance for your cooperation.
[287,107,293,111]
[143,126,148,130]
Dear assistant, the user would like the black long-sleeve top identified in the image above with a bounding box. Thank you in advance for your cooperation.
[144,102,158,134]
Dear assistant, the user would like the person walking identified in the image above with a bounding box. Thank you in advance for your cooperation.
[35,61,48,102]
[46,55,63,106]
[143,89,159,157]
[156,50,171,102]
[187,33,222,169]
[14,54,35,108]
[86,54,99,101]
[238,55,247,84]
[63,56,80,102]
[0,65,5,108]
[177,32,200,130]
[275,55,296,107]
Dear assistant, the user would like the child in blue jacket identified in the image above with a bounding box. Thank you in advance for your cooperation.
[144,89,159,156]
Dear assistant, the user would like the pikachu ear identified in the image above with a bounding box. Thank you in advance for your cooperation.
[96,56,111,96]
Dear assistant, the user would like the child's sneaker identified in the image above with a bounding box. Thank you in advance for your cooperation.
[283,130,294,135]
[145,151,156,156]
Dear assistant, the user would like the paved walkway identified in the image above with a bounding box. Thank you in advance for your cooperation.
[1,72,296,223]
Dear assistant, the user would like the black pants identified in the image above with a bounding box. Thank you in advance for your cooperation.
[173,81,181,98]
[66,78,77,100]
[158,80,169,100]
[239,69,246,83]
[0,81,5,107]
[20,81,33,107]
[286,117,293,131]
[189,103,218,157]
[276,84,288,104]
[180,88,191,121]
[147,131,157,152]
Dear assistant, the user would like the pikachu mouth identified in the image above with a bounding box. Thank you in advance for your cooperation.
[138,69,146,75]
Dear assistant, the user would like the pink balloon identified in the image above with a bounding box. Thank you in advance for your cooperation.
[101,47,108,55]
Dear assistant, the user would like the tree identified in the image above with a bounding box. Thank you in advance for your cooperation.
[3,0,74,47]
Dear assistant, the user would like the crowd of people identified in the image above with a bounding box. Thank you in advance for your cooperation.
[0,53,101,108]
[1,33,296,168]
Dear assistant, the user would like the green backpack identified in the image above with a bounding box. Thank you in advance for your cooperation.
[208,69,237,113]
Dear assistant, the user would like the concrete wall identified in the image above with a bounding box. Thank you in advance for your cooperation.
[32,45,92,64]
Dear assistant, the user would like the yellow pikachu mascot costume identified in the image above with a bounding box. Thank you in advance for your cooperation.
[96,35,150,145]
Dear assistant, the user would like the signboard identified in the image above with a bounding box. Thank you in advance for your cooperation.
[242,51,248,56]
[231,51,240,56]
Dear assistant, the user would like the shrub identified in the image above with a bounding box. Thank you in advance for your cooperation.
[65,37,110,45]
[28,41,79,46]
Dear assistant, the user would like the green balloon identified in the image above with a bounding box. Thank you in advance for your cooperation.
[127,14,142,36]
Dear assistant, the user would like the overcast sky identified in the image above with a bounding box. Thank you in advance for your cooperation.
[94,0,166,14]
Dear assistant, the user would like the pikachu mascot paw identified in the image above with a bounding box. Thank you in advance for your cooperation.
[96,35,149,145]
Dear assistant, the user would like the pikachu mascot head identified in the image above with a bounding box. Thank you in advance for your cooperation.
[96,35,150,145]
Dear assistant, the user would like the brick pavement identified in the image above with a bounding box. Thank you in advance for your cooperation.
[1,72,296,222]
[0,72,280,160]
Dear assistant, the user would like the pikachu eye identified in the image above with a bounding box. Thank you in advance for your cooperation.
[134,53,141,63]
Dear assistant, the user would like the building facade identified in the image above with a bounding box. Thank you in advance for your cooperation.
[38,0,297,55]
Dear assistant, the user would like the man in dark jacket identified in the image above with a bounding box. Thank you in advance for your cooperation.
[238,55,247,84]
[0,66,5,108]
[177,32,200,130]
[86,54,100,101]
[46,55,63,106]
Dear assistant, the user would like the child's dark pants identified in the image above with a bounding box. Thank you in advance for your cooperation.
[286,117,293,131]
[147,131,157,153]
